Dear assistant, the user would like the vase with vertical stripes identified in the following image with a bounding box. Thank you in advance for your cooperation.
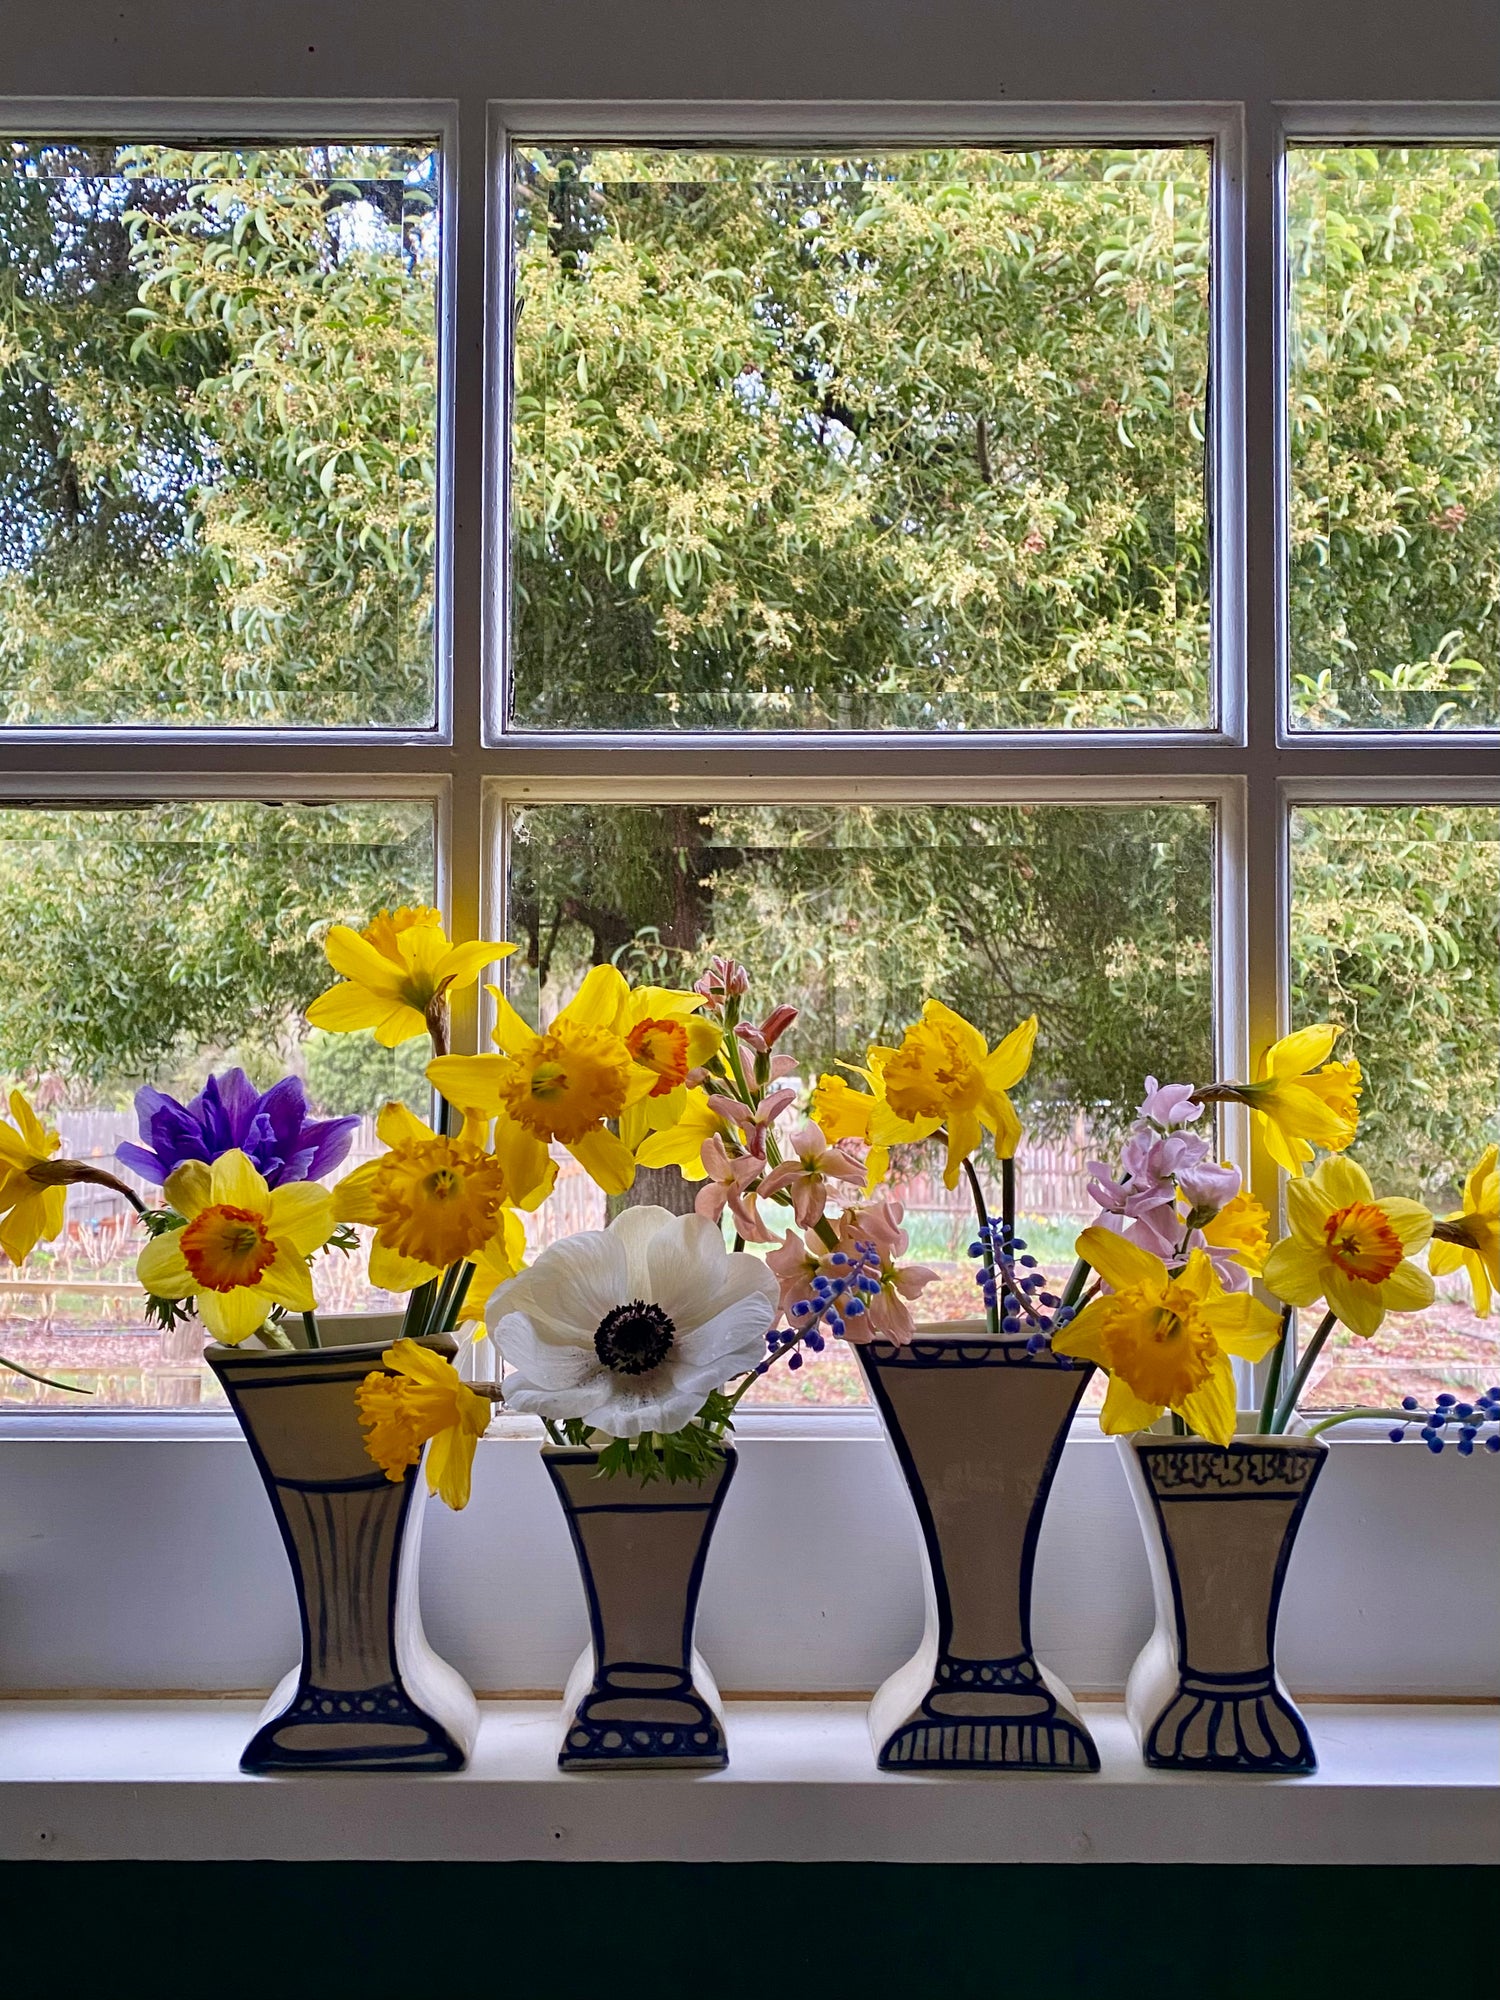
[208,1329,478,1774]
[857,1323,1099,1772]
[544,1443,736,1771]
[1118,1431,1326,1773]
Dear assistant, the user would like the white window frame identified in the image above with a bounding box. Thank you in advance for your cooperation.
[0,71,1495,1702]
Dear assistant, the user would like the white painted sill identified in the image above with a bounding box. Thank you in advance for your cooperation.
[1,1699,1495,1864]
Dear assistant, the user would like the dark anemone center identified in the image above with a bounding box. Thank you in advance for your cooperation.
[594,1298,675,1376]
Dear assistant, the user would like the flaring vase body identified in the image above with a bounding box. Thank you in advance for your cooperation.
[545,1444,735,1772]
[1119,1432,1327,1774]
[857,1327,1099,1772]
[208,1333,478,1774]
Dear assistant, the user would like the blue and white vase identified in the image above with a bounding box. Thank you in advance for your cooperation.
[208,1330,478,1774]
[1119,1431,1327,1773]
[545,1443,735,1771]
[857,1325,1099,1771]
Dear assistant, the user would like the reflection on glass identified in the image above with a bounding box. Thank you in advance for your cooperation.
[0,142,440,727]
[0,802,434,1407]
[510,146,1211,731]
[1288,146,1499,730]
[509,801,1215,1404]
[1291,805,1499,1406]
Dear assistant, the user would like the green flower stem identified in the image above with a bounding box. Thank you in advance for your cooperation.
[1257,1303,1295,1435]
[1001,1155,1016,1236]
[400,1278,438,1342]
[428,1262,464,1336]
[302,1311,321,1351]
[960,1152,1001,1339]
[443,1262,476,1333]
[1303,1405,1429,1438]
[1057,1255,1092,1312]
[1271,1308,1339,1434]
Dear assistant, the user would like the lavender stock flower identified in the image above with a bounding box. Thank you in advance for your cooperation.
[117,1068,358,1190]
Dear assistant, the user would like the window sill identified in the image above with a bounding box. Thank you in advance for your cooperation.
[1,1699,1494,1864]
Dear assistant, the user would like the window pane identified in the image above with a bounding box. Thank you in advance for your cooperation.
[510,146,1211,732]
[0,142,440,728]
[508,800,1214,1404]
[0,801,434,1408]
[1288,146,1499,731]
[1290,804,1499,1407]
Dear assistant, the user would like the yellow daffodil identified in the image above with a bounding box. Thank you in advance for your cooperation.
[611,984,721,1151]
[866,1006,1037,1190]
[810,1073,873,1146]
[137,1149,335,1345]
[1428,1145,1499,1318]
[1054,1227,1282,1447]
[0,1089,67,1265]
[1213,1026,1361,1178]
[357,1337,491,1509]
[334,1101,531,1292]
[428,965,660,1198]
[1261,1156,1433,1338]
[455,1210,529,1326]
[634,1088,726,1181]
[307,906,512,1049]
[1199,1189,1271,1276]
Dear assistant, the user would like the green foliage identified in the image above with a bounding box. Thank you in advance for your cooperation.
[564,1390,737,1483]
[303,1026,431,1119]
[0,142,438,726]
[1288,147,1499,729]
[512,146,1210,730]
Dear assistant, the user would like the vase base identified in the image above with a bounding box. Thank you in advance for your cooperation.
[1141,1676,1317,1774]
[874,1651,1100,1772]
[241,1678,469,1775]
[559,1657,728,1771]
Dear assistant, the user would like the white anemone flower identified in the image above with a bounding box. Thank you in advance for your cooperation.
[487,1205,778,1439]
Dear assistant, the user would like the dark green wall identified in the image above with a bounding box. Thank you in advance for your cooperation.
[4,1864,1495,1997]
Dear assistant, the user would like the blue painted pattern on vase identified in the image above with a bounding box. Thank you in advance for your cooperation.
[1121,1433,1327,1774]
[545,1445,735,1772]
[208,1335,478,1774]
[858,1328,1099,1772]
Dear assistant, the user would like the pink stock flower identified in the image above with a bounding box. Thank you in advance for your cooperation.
[1176,1157,1242,1217]
[705,1086,796,1160]
[1137,1078,1203,1129]
[859,1260,942,1345]
[758,1121,864,1228]
[695,1136,775,1242]
[693,957,750,1012]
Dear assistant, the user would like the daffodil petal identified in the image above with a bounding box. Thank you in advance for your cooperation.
[306,982,393,1035]
[567,1124,637,1197]
[985,1014,1039,1091]
[257,1247,317,1313]
[1098,1374,1165,1435]
[369,1241,443,1291]
[1313,1155,1375,1211]
[1322,1266,1386,1339]
[323,924,406,995]
[437,939,512,990]
[266,1183,335,1258]
[198,1288,269,1345]
[562,963,629,1031]
[163,1159,213,1219]
[1260,1238,1327,1308]
[1180,1358,1238,1446]
[210,1149,271,1214]
[428,1054,506,1115]
[333,1159,382,1225]
[1265,1024,1340,1078]
[137,1232,195,1297]
[1075,1225,1166,1297]
[1379,1258,1436,1315]
[375,1101,436,1149]
[1378,1198,1434,1254]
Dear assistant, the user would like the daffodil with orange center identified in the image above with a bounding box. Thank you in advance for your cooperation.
[429,964,660,1199]
[1212,1026,1362,1178]
[1261,1156,1433,1338]
[866,1006,1037,1190]
[1052,1227,1283,1446]
[307,906,511,1049]
[612,984,723,1152]
[136,1149,335,1345]
[334,1101,527,1292]
[0,1089,68,1265]
[1428,1145,1499,1318]
[357,1337,492,1509]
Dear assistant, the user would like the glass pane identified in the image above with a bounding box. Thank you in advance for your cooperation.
[1290,804,1499,1407]
[508,800,1215,1404]
[1288,145,1500,730]
[510,146,1211,732]
[0,141,440,728]
[0,801,434,1408]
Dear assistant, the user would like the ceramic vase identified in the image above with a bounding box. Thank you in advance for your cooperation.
[208,1331,478,1774]
[857,1325,1099,1771]
[544,1443,735,1771]
[1119,1432,1327,1774]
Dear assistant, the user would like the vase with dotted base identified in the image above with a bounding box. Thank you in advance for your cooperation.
[857,1324,1099,1772]
[208,1331,478,1774]
[544,1444,735,1772]
[1119,1431,1327,1774]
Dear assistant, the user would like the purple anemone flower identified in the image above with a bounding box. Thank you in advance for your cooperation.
[117,1068,359,1190]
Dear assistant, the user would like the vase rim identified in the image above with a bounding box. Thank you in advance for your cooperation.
[204,1329,457,1368]
[1125,1428,1328,1454]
